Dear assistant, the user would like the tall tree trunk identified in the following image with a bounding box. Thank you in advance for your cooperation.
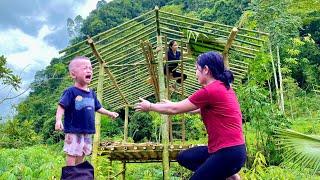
[277,46,285,113]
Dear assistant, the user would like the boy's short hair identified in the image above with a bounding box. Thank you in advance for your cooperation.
[68,56,90,71]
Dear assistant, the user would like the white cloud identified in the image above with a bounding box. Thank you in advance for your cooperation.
[75,0,100,18]
[0,0,110,119]
[0,26,59,70]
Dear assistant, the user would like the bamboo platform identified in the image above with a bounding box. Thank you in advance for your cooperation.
[99,142,204,163]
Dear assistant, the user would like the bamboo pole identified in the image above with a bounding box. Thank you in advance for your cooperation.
[160,16,266,43]
[96,15,155,45]
[87,38,105,177]
[124,106,129,142]
[180,41,186,143]
[155,6,170,180]
[141,41,160,101]
[223,27,238,69]
[59,10,155,54]
[159,10,269,36]
[160,21,227,39]
[122,106,129,180]
[98,25,156,57]
[163,36,173,143]
[100,29,156,59]
[277,46,285,113]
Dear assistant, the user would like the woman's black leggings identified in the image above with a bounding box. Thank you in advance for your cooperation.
[176,144,246,180]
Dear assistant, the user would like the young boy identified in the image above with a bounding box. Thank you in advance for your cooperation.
[55,56,119,166]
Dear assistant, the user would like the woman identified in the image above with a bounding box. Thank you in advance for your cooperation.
[164,40,187,84]
[135,51,246,180]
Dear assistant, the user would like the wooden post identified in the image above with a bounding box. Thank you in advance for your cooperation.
[155,6,170,180]
[277,46,285,113]
[124,106,129,142]
[88,38,105,177]
[222,27,238,69]
[121,105,129,180]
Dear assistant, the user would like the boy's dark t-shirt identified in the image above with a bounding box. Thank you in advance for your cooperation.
[59,86,102,134]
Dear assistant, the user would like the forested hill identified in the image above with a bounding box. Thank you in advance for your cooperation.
[8,0,320,146]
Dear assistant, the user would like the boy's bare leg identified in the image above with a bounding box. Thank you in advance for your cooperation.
[75,154,85,165]
[226,173,240,180]
[66,155,77,166]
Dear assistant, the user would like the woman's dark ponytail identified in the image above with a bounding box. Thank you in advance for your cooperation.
[196,52,234,89]
[218,70,234,89]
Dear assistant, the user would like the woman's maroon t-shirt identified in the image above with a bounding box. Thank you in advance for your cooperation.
[188,80,245,153]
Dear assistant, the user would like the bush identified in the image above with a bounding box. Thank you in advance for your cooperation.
[0,119,42,148]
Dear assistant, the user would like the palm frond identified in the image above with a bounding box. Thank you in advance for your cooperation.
[276,128,320,174]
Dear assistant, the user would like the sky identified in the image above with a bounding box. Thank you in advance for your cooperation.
[0,0,107,120]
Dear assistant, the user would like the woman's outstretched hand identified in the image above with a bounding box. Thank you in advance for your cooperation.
[134,98,152,112]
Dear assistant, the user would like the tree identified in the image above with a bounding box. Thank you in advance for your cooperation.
[0,55,22,105]
[0,55,21,90]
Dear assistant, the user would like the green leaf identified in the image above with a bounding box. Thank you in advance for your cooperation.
[276,128,320,174]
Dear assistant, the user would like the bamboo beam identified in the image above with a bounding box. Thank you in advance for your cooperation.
[159,10,269,36]
[105,39,156,64]
[87,37,129,106]
[160,16,232,37]
[96,15,155,45]
[229,63,248,70]
[103,67,129,105]
[141,40,160,101]
[223,27,238,69]
[98,25,156,57]
[100,28,156,59]
[159,10,233,29]
[59,10,155,54]
[160,21,228,39]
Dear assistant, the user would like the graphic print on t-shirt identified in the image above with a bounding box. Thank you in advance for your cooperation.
[75,95,95,110]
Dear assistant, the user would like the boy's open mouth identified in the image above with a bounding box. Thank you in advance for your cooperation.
[85,75,92,80]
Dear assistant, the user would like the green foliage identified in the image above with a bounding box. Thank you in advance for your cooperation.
[236,84,291,165]
[240,151,320,179]
[0,55,21,91]
[100,116,123,139]
[276,128,320,175]
[129,112,153,142]
[248,0,302,47]
[0,119,42,148]
[0,145,64,179]
[198,0,250,25]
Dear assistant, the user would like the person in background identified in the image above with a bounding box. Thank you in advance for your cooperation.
[164,40,187,84]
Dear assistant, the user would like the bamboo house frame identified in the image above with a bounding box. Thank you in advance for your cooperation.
[59,7,269,179]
